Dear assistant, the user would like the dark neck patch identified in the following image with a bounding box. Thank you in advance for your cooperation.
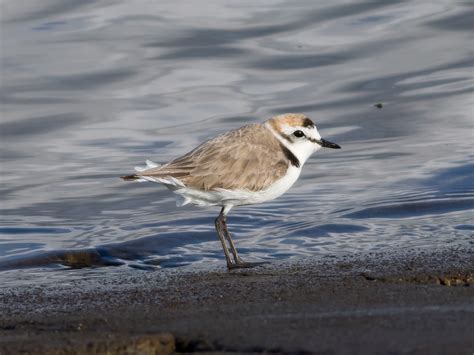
[280,143,300,168]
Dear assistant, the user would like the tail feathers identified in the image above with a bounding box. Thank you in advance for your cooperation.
[122,160,162,181]
[121,160,185,187]
[145,159,160,168]
[121,174,140,181]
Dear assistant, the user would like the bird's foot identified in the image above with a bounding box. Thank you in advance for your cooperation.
[227,261,268,270]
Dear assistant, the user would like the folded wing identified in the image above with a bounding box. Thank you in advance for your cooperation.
[137,124,290,192]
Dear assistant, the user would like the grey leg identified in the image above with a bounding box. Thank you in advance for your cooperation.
[214,213,234,268]
[220,213,244,264]
[215,206,268,270]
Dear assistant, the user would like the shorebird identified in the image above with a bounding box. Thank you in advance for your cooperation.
[122,113,340,269]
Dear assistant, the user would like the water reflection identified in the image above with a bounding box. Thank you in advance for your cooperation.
[0,1,473,285]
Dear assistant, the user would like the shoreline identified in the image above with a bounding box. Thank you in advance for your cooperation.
[0,247,473,354]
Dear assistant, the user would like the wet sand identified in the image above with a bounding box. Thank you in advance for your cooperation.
[0,247,473,354]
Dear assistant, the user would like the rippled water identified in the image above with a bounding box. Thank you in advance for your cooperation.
[1,1,473,285]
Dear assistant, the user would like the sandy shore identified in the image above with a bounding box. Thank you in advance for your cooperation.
[0,247,473,354]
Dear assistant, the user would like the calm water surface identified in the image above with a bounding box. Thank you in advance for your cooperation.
[0,1,473,286]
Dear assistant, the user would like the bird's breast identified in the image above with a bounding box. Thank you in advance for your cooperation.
[237,165,301,205]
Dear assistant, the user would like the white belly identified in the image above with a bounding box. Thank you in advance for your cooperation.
[168,166,301,207]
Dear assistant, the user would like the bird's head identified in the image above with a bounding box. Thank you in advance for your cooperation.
[266,113,340,165]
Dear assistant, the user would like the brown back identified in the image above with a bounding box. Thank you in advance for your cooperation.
[139,124,290,191]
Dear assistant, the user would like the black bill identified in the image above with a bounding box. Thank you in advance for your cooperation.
[319,138,341,149]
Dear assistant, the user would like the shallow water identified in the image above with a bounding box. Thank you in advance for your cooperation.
[0,1,473,286]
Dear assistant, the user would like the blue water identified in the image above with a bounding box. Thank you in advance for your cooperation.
[0,1,473,286]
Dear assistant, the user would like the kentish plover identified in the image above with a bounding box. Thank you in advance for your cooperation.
[122,113,340,269]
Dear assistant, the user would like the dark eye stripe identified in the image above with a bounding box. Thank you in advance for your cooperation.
[278,132,292,142]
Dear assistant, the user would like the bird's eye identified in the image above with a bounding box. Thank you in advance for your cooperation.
[293,130,305,138]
